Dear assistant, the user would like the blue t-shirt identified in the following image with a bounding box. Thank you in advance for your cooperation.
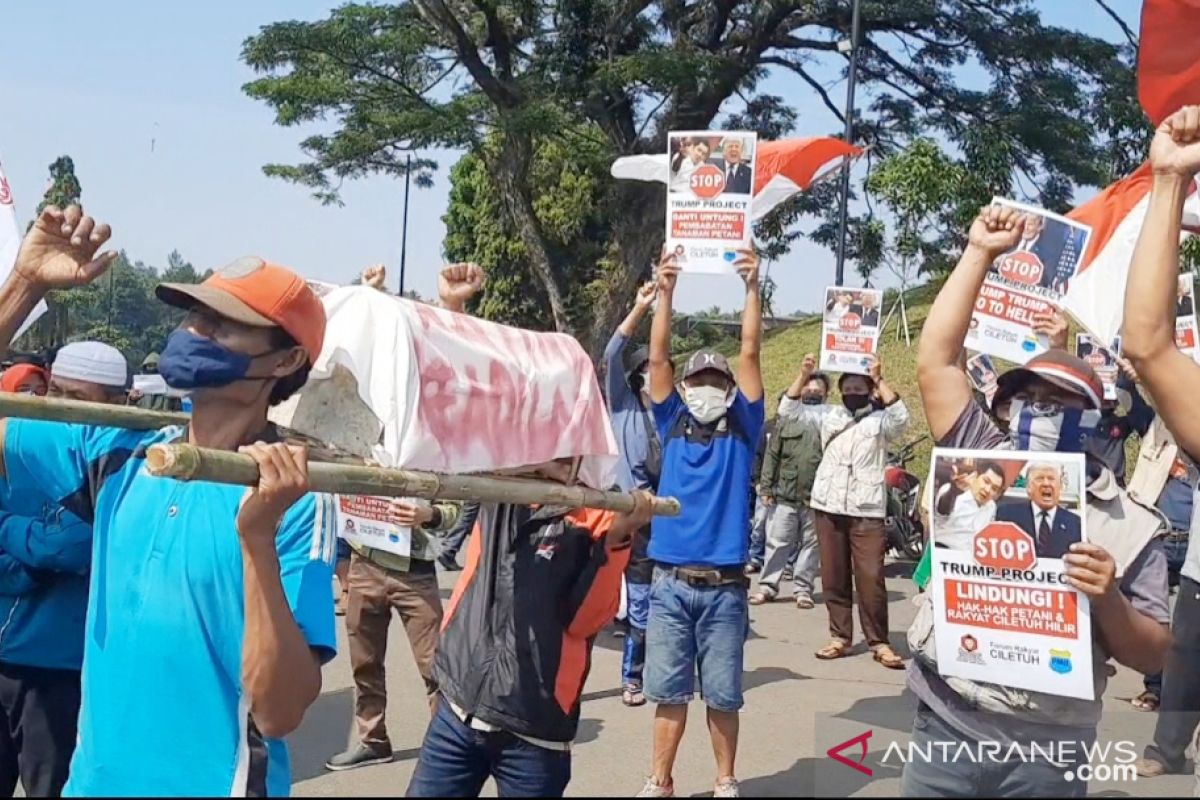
[3,421,338,797]
[650,391,764,567]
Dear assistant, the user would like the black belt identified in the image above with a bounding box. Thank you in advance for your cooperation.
[668,565,747,588]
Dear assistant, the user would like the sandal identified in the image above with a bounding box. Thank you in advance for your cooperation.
[815,640,849,660]
[873,645,905,670]
[748,591,774,606]
[1131,690,1160,712]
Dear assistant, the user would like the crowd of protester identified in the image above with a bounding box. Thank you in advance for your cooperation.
[0,105,1196,799]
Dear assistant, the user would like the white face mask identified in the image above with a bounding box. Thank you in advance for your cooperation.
[683,385,731,424]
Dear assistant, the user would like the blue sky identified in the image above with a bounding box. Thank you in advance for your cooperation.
[0,1,1140,315]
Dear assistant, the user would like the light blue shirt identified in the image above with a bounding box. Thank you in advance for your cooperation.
[4,420,337,797]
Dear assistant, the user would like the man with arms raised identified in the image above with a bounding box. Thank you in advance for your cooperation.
[905,201,1170,798]
[0,206,337,796]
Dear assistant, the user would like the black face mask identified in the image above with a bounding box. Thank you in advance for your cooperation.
[842,393,871,412]
[801,395,824,406]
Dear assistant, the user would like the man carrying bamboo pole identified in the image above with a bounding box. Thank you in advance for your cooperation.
[405,266,656,798]
[0,205,337,797]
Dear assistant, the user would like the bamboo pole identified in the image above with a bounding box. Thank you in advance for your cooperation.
[0,394,680,516]
[146,444,680,517]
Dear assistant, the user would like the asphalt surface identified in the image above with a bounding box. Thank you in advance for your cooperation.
[289,562,1194,797]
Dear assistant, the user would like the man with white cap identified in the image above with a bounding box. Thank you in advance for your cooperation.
[0,204,337,796]
[47,341,130,404]
[0,339,128,796]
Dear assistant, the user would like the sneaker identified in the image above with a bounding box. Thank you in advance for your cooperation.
[636,776,675,797]
[437,551,463,572]
[795,594,815,610]
[325,744,393,772]
[714,777,740,797]
[622,686,646,707]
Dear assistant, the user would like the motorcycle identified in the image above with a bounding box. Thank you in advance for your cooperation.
[885,436,928,560]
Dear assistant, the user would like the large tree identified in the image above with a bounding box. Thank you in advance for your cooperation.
[243,0,1145,356]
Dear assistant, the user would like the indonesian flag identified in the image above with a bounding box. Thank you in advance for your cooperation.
[0,158,46,339]
[610,136,863,221]
[1138,0,1200,126]
[1060,0,1200,342]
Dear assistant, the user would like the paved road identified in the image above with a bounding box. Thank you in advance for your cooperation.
[289,563,1192,797]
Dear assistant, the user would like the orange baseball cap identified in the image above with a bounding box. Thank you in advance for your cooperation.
[155,257,326,364]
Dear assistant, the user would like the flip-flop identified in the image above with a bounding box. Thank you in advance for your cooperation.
[873,646,905,670]
[1131,691,1160,712]
[815,640,849,660]
[748,592,774,606]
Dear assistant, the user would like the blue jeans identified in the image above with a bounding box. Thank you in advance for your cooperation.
[441,502,480,560]
[1144,536,1190,696]
[407,699,572,798]
[621,581,651,688]
[900,704,1088,798]
[749,498,768,566]
[644,567,748,712]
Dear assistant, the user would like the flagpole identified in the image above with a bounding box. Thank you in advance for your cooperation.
[399,153,411,296]
[834,0,862,286]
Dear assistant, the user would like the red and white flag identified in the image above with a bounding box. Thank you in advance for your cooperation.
[1061,0,1200,342]
[611,136,863,221]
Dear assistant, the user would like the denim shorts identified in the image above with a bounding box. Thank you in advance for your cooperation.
[643,566,749,712]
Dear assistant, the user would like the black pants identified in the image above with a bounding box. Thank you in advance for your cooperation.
[1145,576,1200,771]
[0,663,81,797]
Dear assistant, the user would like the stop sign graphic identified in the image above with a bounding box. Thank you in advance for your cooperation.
[973,521,1037,571]
[996,250,1045,286]
[839,313,862,331]
[689,164,727,199]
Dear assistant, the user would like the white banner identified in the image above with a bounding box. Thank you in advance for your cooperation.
[0,158,47,338]
[820,286,882,374]
[664,131,757,274]
[966,199,1093,364]
[928,448,1094,700]
[335,494,414,558]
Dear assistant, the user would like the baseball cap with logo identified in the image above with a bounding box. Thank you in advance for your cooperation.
[992,350,1104,413]
[682,350,735,383]
[155,257,326,365]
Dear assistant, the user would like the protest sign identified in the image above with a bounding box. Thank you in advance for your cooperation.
[664,131,757,274]
[335,494,414,558]
[966,199,1092,364]
[1075,334,1121,401]
[1177,274,1200,363]
[928,448,1093,700]
[820,286,882,374]
[965,353,998,405]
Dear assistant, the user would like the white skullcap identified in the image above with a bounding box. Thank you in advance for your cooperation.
[52,342,130,388]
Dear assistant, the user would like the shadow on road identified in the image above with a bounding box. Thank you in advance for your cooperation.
[288,687,354,783]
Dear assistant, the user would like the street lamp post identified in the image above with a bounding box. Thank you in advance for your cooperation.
[399,153,412,296]
[834,0,862,286]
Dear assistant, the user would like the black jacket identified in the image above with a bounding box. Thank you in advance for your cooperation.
[434,503,630,743]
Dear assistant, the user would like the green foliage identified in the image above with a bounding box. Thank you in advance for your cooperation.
[34,156,81,216]
[244,0,1146,354]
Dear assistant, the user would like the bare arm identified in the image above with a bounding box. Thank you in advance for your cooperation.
[238,444,323,739]
[0,206,117,478]
[438,262,484,313]
[736,248,763,403]
[649,253,678,405]
[917,206,1026,440]
[1123,109,1200,455]
[785,354,818,399]
[618,282,657,339]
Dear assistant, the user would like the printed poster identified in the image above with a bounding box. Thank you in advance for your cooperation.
[1177,274,1200,363]
[820,286,882,374]
[965,353,998,405]
[665,131,757,274]
[966,198,1092,364]
[335,495,415,558]
[1075,334,1121,401]
[928,448,1093,700]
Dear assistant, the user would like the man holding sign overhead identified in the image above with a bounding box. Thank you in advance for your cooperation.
[909,200,1170,798]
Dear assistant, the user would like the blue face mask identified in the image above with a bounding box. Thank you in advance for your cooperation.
[158,330,276,390]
